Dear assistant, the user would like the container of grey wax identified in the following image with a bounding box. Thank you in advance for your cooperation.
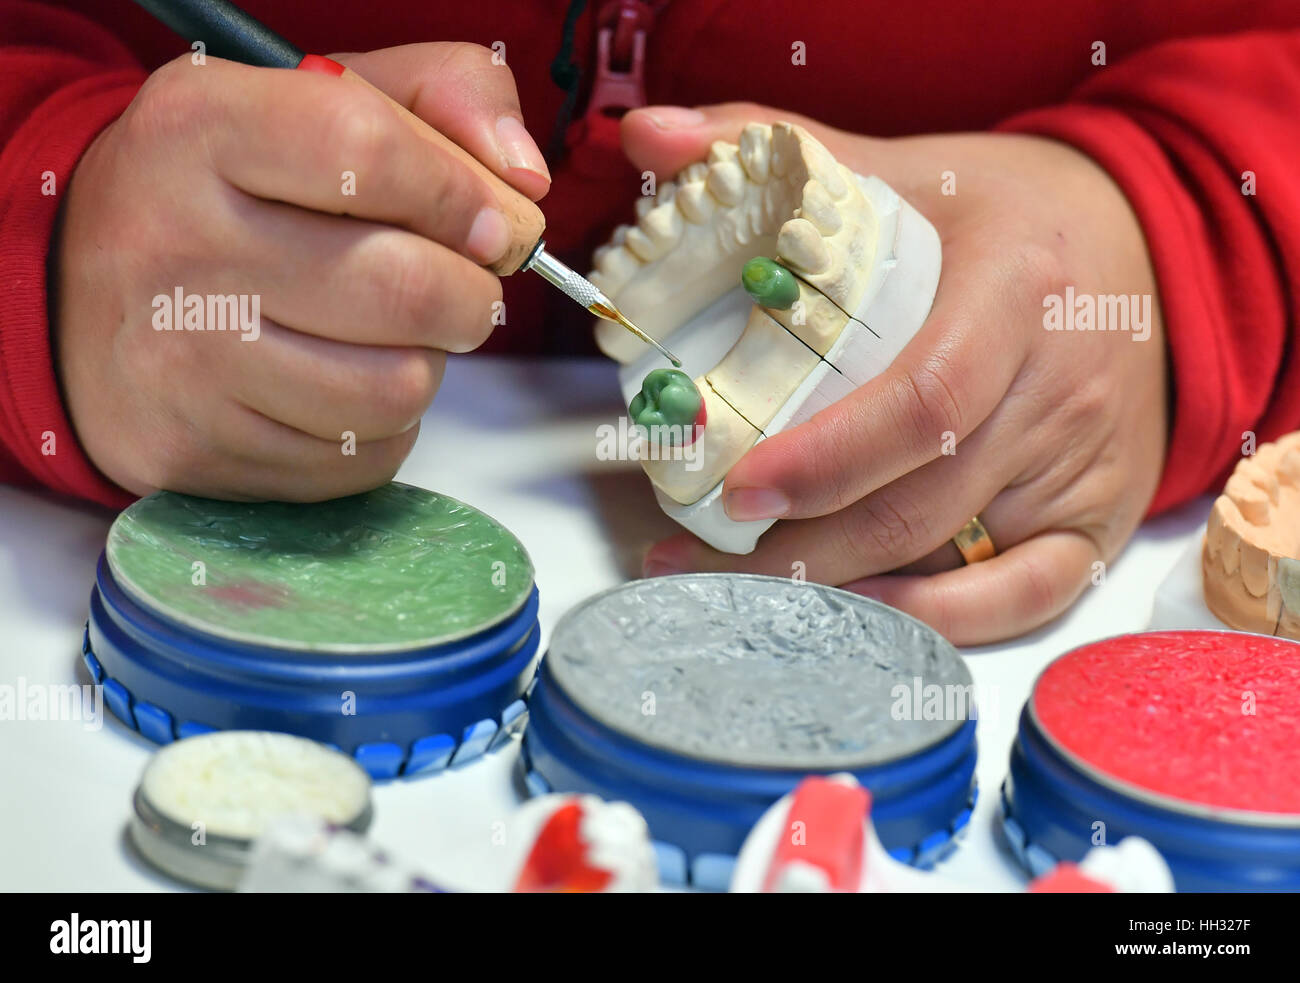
[521,573,978,889]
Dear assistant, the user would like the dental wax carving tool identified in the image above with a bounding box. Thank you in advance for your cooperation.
[521,242,680,365]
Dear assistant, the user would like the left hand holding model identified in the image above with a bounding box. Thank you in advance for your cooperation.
[626,103,1168,645]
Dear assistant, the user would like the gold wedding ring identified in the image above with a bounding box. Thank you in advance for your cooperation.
[953,516,996,564]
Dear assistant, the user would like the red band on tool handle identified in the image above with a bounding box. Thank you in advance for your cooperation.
[296,54,345,76]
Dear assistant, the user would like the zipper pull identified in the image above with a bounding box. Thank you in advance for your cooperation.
[567,0,654,176]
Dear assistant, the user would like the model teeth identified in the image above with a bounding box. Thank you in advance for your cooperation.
[769,125,797,178]
[835,164,857,199]
[707,161,747,206]
[1203,432,1300,639]
[799,137,848,199]
[707,140,739,166]
[738,124,771,183]
[676,182,716,224]
[587,118,907,512]
[640,201,683,250]
[1226,466,1274,524]
[1279,447,1300,486]
[778,217,831,274]
[717,207,761,248]
[798,180,843,235]
[761,182,792,226]
[624,226,664,262]
[593,244,640,292]
[680,162,709,184]
[589,118,879,364]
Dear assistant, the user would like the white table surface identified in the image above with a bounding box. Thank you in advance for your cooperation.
[0,355,1214,892]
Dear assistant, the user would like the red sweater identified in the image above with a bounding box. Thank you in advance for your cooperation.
[4,0,1300,514]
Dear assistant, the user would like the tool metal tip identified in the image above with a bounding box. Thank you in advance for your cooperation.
[523,244,682,365]
[590,302,681,367]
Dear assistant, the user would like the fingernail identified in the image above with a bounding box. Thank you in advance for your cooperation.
[642,106,707,130]
[643,559,682,578]
[495,116,551,182]
[466,207,511,265]
[724,487,790,522]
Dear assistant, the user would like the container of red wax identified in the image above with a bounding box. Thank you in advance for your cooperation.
[1000,630,1300,892]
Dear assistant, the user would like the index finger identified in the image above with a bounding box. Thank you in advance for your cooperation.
[188,58,514,265]
[334,43,550,201]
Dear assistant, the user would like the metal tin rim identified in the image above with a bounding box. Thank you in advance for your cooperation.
[129,786,254,891]
[529,664,981,791]
[1027,629,1300,829]
[96,555,541,677]
[106,484,535,654]
[523,662,979,866]
[129,747,374,890]
[543,572,973,771]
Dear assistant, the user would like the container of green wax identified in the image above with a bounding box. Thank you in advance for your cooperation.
[85,482,539,779]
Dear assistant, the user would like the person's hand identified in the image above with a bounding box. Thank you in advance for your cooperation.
[53,43,549,500]
[624,104,1168,645]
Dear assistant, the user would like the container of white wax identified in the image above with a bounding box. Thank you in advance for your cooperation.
[129,730,373,890]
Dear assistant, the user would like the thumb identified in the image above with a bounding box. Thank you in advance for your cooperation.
[621,102,894,187]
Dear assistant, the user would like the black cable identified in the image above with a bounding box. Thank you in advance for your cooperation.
[546,0,588,165]
[130,0,303,68]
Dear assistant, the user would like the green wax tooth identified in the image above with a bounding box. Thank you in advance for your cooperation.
[741,256,800,310]
[629,368,702,443]
[105,482,534,652]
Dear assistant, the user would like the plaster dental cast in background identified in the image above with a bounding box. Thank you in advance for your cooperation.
[3,3,1299,644]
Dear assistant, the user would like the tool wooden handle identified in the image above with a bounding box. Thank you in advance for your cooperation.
[303,58,545,275]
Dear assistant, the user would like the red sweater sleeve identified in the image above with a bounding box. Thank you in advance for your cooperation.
[0,1,143,509]
[996,30,1300,515]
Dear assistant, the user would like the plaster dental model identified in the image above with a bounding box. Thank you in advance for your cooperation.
[589,122,942,553]
[729,775,1173,893]
[1202,431,1300,639]
[508,794,659,892]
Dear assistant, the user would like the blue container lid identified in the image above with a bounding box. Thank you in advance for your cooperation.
[521,574,978,889]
